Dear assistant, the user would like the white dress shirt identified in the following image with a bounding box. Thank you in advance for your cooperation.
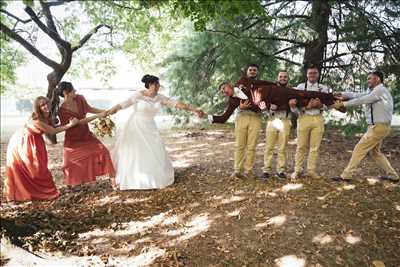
[343,83,393,125]
[294,81,329,116]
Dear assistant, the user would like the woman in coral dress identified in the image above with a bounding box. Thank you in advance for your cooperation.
[57,82,115,189]
[5,96,79,201]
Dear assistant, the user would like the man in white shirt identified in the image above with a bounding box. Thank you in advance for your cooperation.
[262,70,292,179]
[290,65,329,179]
[331,70,399,183]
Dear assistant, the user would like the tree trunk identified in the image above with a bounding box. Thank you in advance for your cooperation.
[302,0,331,79]
[45,70,66,144]
[44,46,72,144]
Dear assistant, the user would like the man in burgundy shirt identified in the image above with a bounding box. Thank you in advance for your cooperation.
[209,64,262,179]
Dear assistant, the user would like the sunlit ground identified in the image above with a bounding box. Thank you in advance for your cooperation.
[1,125,399,266]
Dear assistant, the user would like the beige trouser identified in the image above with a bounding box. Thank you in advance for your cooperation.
[294,114,324,174]
[341,123,399,179]
[234,112,262,173]
[263,117,291,173]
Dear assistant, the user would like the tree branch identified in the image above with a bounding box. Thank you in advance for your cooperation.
[24,6,69,48]
[46,0,75,7]
[0,22,60,70]
[274,56,302,66]
[273,45,301,56]
[0,9,32,24]
[72,24,112,52]
[205,29,240,39]
[323,64,353,69]
[275,15,311,19]
[111,2,142,10]
[252,36,306,46]
[241,18,264,31]
[39,0,66,55]
[261,0,291,8]
[322,49,386,63]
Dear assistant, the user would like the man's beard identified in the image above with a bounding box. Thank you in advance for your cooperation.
[278,82,287,87]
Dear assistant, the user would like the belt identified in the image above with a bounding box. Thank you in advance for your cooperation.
[369,122,390,126]
[301,113,323,117]
[238,110,261,116]
[270,110,289,119]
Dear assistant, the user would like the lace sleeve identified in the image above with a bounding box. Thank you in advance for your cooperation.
[119,91,142,109]
[158,94,177,108]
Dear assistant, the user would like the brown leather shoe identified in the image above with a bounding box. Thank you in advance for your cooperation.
[379,175,400,183]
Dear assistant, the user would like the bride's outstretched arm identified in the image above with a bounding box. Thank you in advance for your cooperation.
[106,104,123,115]
[106,91,142,115]
[175,102,206,118]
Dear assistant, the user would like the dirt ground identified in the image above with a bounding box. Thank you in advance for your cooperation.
[1,124,399,267]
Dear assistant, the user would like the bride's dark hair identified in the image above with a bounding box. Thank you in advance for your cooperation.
[141,74,159,89]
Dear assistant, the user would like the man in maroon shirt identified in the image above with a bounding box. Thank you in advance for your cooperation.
[209,64,262,179]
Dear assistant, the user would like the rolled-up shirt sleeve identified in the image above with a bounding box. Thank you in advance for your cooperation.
[212,97,240,123]
[119,91,142,109]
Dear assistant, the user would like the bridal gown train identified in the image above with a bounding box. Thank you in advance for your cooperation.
[112,91,177,190]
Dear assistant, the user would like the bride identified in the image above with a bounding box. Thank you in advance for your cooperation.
[107,74,205,190]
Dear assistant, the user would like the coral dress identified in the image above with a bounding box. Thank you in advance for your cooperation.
[5,123,59,201]
[59,95,115,186]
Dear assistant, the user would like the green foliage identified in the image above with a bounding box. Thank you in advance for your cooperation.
[169,0,265,31]
[386,76,400,114]
[161,23,279,121]
[22,0,34,7]
[327,107,368,137]
[0,35,25,94]
[0,4,25,94]
[80,0,180,73]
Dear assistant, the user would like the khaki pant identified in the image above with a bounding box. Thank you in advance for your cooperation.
[341,123,399,179]
[234,112,262,173]
[294,114,324,174]
[263,118,291,173]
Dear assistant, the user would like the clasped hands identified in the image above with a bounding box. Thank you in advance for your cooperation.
[330,92,348,110]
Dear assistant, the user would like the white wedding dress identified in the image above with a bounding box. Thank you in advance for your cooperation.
[112,91,177,190]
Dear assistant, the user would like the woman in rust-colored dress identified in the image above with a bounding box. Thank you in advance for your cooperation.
[57,82,115,189]
[5,96,79,201]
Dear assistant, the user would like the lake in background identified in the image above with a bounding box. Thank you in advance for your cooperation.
[1,88,399,141]
[1,89,177,141]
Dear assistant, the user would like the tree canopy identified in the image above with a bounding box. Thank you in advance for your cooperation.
[1,0,399,115]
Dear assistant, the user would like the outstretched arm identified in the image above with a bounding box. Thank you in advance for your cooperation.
[344,90,380,107]
[78,111,107,124]
[106,104,123,115]
[35,118,79,135]
[106,91,142,115]
[175,101,205,118]
[87,105,105,114]
[212,98,240,123]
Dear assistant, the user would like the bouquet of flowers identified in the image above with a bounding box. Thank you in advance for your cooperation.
[91,116,116,138]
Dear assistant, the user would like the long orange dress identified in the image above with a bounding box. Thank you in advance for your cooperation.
[58,94,115,186]
[5,123,59,201]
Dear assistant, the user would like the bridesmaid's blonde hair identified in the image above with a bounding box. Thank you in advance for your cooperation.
[31,96,50,123]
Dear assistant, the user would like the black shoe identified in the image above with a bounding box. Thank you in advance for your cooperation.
[276,172,286,179]
[379,175,400,183]
[330,176,352,183]
[261,172,270,181]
